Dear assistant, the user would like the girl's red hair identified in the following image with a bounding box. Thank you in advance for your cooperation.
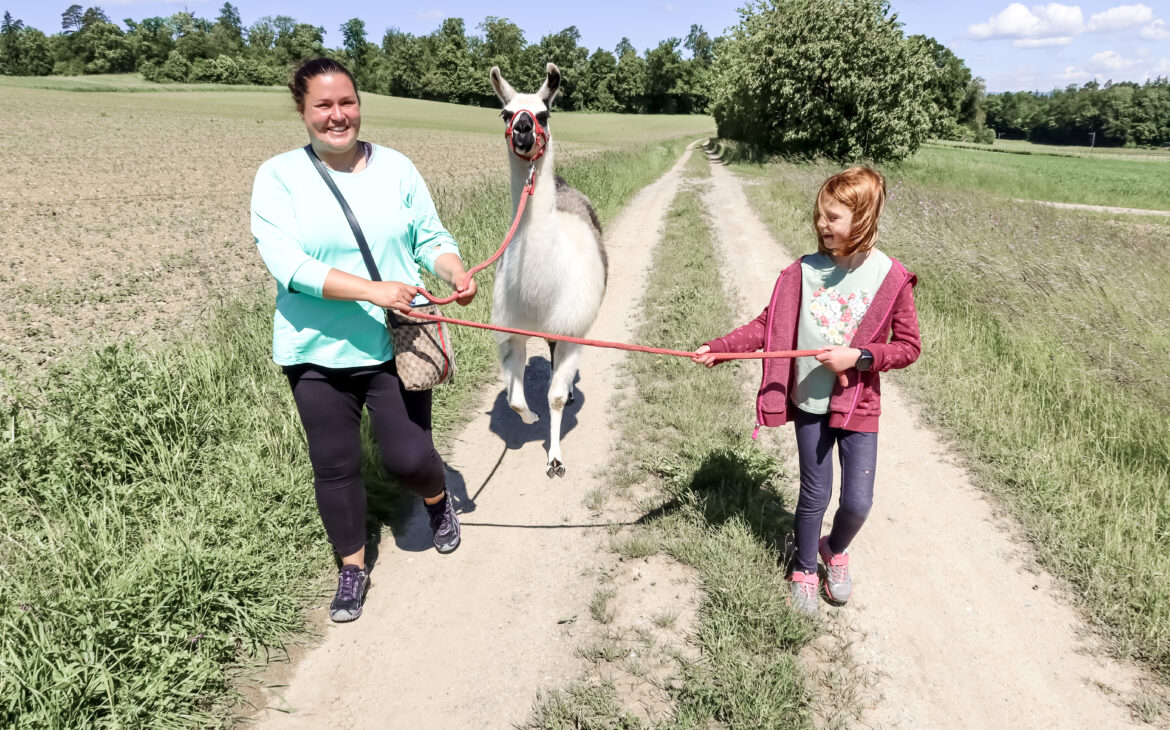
[813,167,886,257]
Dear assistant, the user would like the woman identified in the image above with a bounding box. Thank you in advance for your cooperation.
[251,58,476,623]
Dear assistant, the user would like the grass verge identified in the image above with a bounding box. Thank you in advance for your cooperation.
[0,137,692,728]
[528,146,817,729]
[726,151,1170,685]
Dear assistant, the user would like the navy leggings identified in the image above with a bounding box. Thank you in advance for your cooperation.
[287,362,445,557]
[792,408,878,574]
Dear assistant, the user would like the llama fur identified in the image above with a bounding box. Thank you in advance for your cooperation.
[490,62,608,477]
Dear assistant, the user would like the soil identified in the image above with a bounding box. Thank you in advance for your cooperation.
[1014,199,1170,217]
[240,143,1165,729]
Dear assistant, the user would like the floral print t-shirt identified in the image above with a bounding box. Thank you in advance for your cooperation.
[793,250,891,414]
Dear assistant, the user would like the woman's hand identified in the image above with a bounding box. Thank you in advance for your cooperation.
[435,252,476,306]
[692,344,718,368]
[366,281,420,314]
[815,346,861,386]
[453,272,477,306]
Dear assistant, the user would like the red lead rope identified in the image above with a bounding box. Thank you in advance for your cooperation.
[406,165,819,362]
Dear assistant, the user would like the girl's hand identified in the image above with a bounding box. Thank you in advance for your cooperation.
[815,346,862,386]
[367,281,420,314]
[453,273,477,306]
[692,344,718,368]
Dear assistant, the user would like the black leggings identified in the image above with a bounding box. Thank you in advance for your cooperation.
[287,362,445,557]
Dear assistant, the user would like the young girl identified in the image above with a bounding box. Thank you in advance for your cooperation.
[693,166,920,615]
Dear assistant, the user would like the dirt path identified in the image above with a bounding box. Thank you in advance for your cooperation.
[1014,198,1170,217]
[247,146,698,730]
[702,152,1157,729]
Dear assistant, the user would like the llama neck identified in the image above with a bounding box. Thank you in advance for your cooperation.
[509,140,556,228]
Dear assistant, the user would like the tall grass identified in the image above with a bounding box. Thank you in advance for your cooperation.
[531,148,815,729]
[0,137,692,728]
[728,153,1170,681]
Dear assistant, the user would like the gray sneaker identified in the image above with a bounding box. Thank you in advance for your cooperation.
[329,564,369,623]
[427,494,461,554]
[788,570,819,616]
[818,536,852,604]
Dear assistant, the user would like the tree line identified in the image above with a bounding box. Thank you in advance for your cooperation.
[2,1,1166,156]
[0,3,715,113]
[987,79,1170,148]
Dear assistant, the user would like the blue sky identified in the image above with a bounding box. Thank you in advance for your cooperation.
[5,0,1169,92]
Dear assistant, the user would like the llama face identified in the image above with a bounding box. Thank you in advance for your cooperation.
[491,64,560,160]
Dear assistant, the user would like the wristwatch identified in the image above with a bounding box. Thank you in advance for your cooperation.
[855,348,874,372]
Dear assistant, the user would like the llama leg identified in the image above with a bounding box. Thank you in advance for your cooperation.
[545,341,582,478]
[547,340,574,405]
[500,335,537,424]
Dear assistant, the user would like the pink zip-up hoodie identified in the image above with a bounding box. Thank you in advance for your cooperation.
[704,255,921,433]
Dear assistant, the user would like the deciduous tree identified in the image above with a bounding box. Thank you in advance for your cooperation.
[712,0,936,162]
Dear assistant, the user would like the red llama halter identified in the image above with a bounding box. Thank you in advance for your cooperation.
[504,109,549,162]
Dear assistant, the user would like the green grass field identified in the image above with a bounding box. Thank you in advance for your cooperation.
[725,143,1170,688]
[0,73,714,144]
[0,80,711,727]
[903,143,1170,211]
[929,138,1170,160]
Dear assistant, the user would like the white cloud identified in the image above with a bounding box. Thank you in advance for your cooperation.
[1013,36,1074,46]
[968,3,1084,40]
[1141,19,1170,39]
[657,4,679,12]
[1055,65,1093,81]
[1090,50,1139,70]
[1087,4,1154,31]
[970,3,1168,45]
[414,10,444,21]
[1146,58,1170,77]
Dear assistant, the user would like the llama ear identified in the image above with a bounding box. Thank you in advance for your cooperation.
[490,66,516,105]
[538,63,561,108]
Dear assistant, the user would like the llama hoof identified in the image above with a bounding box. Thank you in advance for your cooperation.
[512,406,538,424]
[566,390,575,406]
[546,459,565,478]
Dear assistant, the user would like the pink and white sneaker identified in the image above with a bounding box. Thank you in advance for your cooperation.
[818,536,853,604]
[788,570,819,616]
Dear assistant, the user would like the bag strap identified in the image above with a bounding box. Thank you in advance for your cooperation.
[304,144,381,282]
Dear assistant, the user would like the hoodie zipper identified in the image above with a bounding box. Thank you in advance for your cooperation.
[841,271,911,429]
[754,270,783,439]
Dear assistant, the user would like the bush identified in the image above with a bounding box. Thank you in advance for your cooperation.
[145,49,190,83]
[237,58,286,86]
[711,0,937,163]
[189,55,244,84]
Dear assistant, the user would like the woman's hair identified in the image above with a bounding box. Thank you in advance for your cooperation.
[813,166,886,257]
[289,57,360,112]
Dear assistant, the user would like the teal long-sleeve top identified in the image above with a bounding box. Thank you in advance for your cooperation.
[251,143,461,368]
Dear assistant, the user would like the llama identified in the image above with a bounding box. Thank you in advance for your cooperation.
[489,62,608,478]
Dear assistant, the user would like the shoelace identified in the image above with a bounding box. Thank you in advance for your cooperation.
[337,567,361,600]
[828,562,849,584]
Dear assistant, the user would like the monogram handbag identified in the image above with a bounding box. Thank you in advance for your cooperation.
[306,145,456,390]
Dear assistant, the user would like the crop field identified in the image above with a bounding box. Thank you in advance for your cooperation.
[727,146,1170,681]
[0,78,712,727]
[0,79,710,376]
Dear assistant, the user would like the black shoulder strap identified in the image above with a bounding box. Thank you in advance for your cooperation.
[304,144,381,282]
